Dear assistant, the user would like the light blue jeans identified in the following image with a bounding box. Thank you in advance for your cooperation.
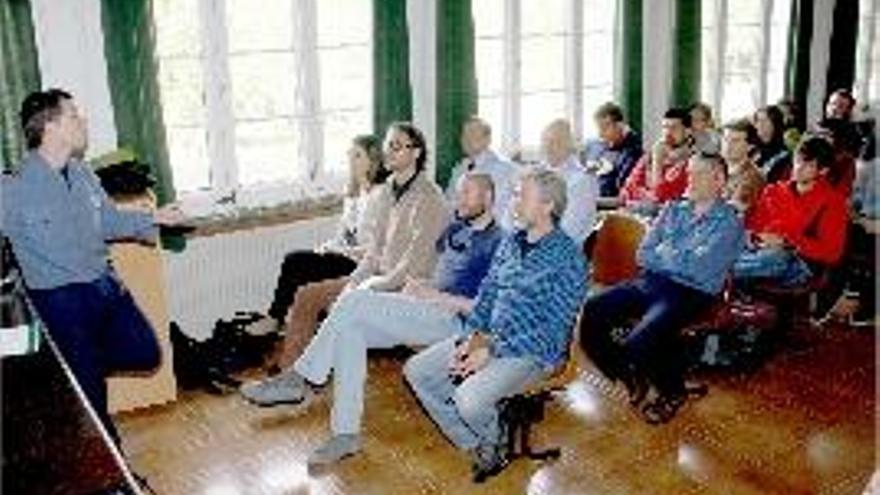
[293,288,462,435]
[403,336,547,451]
[732,247,812,286]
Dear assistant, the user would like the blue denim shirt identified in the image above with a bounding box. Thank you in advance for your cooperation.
[464,227,588,369]
[637,199,745,295]
[446,150,518,230]
[433,218,504,298]
[1,152,157,290]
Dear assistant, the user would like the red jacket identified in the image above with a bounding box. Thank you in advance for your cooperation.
[746,178,848,265]
[619,153,689,203]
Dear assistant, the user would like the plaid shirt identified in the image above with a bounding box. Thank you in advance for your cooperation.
[464,227,588,369]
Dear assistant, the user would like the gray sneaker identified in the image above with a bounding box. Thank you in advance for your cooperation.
[307,434,361,468]
[239,369,309,407]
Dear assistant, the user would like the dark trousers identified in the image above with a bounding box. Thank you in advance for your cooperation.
[267,250,357,322]
[580,272,714,395]
[29,274,160,443]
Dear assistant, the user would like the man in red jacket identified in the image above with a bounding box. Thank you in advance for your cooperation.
[734,136,847,286]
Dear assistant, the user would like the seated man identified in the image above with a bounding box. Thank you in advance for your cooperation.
[735,136,847,286]
[580,153,744,425]
[540,118,599,243]
[240,173,504,467]
[721,119,765,219]
[446,116,516,229]
[620,107,693,208]
[273,122,448,367]
[583,102,643,197]
[404,168,587,480]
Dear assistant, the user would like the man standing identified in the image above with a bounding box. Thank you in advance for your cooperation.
[404,169,587,481]
[1,89,184,441]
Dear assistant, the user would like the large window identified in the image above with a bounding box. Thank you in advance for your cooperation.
[855,0,879,107]
[700,0,792,123]
[473,0,619,155]
[153,0,372,198]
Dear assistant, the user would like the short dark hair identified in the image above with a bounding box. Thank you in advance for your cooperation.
[387,121,428,171]
[795,135,835,170]
[594,102,624,123]
[663,107,692,128]
[827,88,856,108]
[723,118,759,147]
[20,88,73,149]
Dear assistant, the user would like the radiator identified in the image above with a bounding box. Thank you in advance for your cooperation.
[161,215,339,340]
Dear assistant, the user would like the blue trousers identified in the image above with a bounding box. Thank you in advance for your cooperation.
[29,273,161,443]
[580,272,713,396]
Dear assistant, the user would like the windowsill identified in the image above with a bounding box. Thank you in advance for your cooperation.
[176,177,346,238]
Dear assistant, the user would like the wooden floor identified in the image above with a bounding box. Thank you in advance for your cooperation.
[117,325,876,495]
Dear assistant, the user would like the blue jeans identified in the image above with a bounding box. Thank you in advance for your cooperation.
[580,272,714,395]
[403,336,546,451]
[293,288,462,435]
[733,247,812,286]
[29,273,161,442]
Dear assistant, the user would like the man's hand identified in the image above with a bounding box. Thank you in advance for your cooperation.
[757,232,786,249]
[153,203,186,226]
[449,332,491,380]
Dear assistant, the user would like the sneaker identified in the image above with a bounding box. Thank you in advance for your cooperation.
[239,369,309,407]
[307,434,361,469]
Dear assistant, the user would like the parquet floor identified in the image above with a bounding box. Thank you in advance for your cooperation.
[117,325,876,495]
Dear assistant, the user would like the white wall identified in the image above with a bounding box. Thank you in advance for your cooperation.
[30,0,118,159]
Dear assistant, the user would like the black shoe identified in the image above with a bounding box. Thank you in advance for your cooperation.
[471,443,508,483]
[620,365,649,407]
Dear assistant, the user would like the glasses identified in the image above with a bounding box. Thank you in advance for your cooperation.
[385,141,417,153]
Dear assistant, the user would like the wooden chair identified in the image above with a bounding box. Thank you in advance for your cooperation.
[584,212,647,288]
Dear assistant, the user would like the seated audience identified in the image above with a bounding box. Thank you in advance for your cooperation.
[721,119,765,218]
[583,102,644,197]
[620,107,693,207]
[253,135,386,335]
[404,169,587,480]
[540,119,599,243]
[581,153,744,425]
[446,116,516,229]
[753,105,792,182]
[274,122,449,367]
[241,172,503,467]
[690,102,722,155]
[734,136,847,286]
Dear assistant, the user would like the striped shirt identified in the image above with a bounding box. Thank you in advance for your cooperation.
[464,227,588,369]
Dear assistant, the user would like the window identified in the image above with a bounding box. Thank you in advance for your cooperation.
[153,0,372,199]
[700,0,792,123]
[473,0,620,155]
[855,0,879,106]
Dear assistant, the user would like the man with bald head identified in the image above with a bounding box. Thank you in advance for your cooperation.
[539,118,599,243]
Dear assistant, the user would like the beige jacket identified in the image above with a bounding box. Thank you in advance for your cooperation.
[349,171,449,291]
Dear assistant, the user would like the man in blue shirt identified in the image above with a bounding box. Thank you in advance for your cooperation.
[240,172,504,468]
[580,153,744,425]
[404,168,588,481]
[583,102,644,197]
[446,116,517,229]
[1,89,184,442]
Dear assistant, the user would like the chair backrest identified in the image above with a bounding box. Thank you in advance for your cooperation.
[586,212,647,286]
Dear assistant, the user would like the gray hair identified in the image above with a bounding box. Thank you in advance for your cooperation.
[461,171,495,204]
[520,168,568,222]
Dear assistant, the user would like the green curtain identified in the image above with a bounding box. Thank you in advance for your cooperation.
[373,0,413,136]
[785,0,813,127]
[826,0,859,96]
[671,0,701,108]
[0,0,41,170]
[620,0,643,131]
[436,0,477,188]
[101,0,182,250]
